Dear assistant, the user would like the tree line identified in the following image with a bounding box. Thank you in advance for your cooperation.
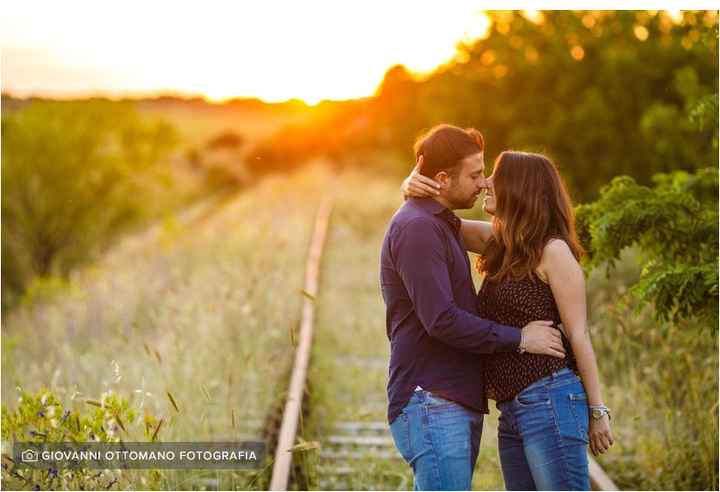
[249,10,718,201]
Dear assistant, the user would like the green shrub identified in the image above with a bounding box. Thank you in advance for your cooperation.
[18,276,80,309]
[1,101,177,312]
[576,167,718,327]
[1,388,164,490]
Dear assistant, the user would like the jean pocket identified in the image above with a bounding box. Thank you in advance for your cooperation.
[550,386,589,445]
[568,392,589,443]
[516,387,551,407]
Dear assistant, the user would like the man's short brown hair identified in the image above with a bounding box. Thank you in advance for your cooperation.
[413,124,485,178]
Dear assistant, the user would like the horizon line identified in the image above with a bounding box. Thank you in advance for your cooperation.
[1,89,374,107]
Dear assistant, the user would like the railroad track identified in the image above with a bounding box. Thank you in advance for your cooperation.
[267,199,619,491]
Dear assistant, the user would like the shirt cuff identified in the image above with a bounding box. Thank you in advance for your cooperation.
[495,324,522,352]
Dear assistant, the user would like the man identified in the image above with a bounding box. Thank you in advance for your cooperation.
[380,124,566,490]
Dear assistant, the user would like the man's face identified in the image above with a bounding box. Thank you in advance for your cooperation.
[445,152,487,209]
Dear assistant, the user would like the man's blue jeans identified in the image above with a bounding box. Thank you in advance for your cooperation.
[496,368,590,490]
[389,389,484,490]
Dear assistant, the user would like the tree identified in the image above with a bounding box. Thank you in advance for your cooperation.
[206,130,244,150]
[575,79,718,327]
[248,11,718,199]
[1,100,177,310]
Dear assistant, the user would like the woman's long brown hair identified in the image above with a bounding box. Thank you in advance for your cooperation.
[477,151,584,281]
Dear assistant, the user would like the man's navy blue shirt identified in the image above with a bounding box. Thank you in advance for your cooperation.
[380,197,521,425]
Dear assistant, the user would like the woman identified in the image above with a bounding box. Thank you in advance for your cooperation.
[402,150,613,490]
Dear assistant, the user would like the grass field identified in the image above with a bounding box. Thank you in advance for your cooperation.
[2,164,333,490]
[2,163,717,490]
[138,100,311,150]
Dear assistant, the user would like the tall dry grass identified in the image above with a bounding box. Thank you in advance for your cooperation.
[2,164,715,489]
[2,163,335,489]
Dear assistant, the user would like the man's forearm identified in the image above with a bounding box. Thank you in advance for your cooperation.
[423,305,521,354]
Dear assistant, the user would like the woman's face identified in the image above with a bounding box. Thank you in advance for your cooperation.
[483,173,497,215]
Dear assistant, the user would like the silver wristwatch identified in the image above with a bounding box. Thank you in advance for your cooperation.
[589,405,611,420]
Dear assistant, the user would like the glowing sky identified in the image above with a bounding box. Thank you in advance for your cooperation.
[1,1,490,104]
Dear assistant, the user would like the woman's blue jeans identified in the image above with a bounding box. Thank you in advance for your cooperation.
[496,367,590,490]
[389,389,484,490]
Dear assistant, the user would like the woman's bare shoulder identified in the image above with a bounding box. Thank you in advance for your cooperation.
[538,238,577,280]
[543,238,573,258]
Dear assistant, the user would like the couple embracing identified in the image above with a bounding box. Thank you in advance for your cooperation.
[380,124,614,491]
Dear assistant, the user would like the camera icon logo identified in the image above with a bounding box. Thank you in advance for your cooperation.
[21,449,39,462]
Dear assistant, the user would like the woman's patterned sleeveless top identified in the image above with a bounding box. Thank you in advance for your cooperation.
[477,273,577,403]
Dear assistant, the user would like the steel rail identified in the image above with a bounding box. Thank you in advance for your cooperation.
[269,197,333,491]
